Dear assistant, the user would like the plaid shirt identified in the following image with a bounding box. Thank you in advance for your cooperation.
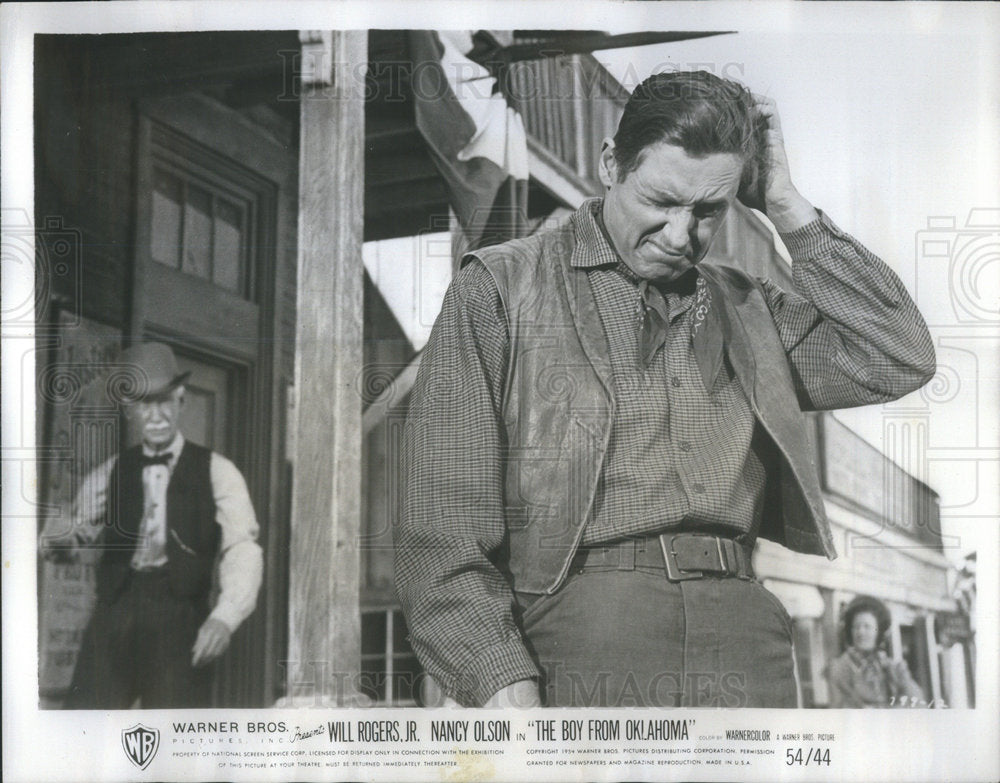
[583,239,769,545]
[397,199,934,706]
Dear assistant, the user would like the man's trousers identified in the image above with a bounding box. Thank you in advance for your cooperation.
[65,568,213,709]
[518,569,798,708]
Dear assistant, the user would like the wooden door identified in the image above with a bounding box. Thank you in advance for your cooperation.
[176,356,232,451]
[174,352,257,707]
[130,91,294,706]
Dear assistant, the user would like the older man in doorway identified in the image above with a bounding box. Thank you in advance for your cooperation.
[41,342,263,708]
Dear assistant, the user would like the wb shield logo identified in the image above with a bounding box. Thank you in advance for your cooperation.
[122,724,159,770]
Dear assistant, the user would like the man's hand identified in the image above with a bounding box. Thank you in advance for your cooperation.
[191,617,233,667]
[483,679,542,709]
[738,95,818,233]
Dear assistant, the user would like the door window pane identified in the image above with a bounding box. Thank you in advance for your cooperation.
[148,133,258,299]
[213,198,244,292]
[150,168,182,268]
[182,183,213,280]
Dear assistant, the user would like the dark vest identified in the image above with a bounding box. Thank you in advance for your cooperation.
[467,213,836,595]
[96,441,219,603]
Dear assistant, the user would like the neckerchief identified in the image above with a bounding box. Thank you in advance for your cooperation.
[593,206,729,390]
[635,270,728,392]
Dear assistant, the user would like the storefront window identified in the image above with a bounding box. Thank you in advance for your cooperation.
[360,608,424,706]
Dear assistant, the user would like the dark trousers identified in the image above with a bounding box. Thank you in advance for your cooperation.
[519,569,798,708]
[65,569,213,709]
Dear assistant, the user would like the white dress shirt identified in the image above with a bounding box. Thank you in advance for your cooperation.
[65,433,263,632]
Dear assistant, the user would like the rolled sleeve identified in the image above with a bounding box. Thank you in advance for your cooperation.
[208,453,263,631]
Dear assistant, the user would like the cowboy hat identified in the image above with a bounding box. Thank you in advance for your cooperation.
[118,342,191,400]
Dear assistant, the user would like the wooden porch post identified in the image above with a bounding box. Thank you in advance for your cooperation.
[287,29,366,705]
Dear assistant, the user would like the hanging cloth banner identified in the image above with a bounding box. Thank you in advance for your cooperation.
[409,30,529,250]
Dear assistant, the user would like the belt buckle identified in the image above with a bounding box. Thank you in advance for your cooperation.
[659,534,704,582]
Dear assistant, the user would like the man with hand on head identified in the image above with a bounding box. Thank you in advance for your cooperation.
[41,342,263,709]
[395,71,935,709]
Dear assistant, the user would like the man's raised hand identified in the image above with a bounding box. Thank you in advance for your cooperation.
[738,95,818,233]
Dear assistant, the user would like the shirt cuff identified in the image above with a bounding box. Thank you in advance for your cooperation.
[778,208,852,260]
[207,604,240,633]
[443,637,541,707]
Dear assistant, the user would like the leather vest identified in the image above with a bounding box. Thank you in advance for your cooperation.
[96,441,219,603]
[468,213,837,596]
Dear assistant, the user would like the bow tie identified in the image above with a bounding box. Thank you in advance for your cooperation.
[140,452,173,467]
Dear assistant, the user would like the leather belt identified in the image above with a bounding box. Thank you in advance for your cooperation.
[571,532,753,582]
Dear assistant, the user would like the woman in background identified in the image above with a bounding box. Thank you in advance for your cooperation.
[826,595,924,708]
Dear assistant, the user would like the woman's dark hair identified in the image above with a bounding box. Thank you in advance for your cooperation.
[842,595,892,649]
[611,70,764,183]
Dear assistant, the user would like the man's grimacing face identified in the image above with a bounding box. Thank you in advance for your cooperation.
[599,139,744,284]
[130,386,185,450]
